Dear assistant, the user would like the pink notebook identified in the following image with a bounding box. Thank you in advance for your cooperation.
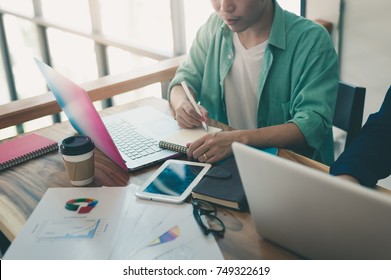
[0,133,58,171]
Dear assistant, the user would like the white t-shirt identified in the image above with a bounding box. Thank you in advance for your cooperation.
[225,33,267,129]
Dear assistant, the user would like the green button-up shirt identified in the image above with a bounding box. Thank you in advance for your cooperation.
[169,1,339,165]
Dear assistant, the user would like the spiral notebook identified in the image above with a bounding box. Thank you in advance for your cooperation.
[0,133,58,171]
[159,126,222,154]
[159,140,187,154]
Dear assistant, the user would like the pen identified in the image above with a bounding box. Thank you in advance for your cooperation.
[181,81,208,132]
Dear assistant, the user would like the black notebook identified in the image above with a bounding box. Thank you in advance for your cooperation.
[192,156,248,211]
[192,147,278,211]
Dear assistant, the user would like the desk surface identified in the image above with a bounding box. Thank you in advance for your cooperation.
[0,97,333,260]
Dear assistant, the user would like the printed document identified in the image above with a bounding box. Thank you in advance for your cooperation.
[3,187,128,260]
[110,184,224,260]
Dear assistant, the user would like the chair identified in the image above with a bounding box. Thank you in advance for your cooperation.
[333,81,366,152]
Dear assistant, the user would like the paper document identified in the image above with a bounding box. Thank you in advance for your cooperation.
[110,184,224,260]
[3,187,128,260]
[4,184,224,260]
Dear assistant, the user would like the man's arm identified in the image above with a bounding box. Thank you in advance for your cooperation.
[187,122,308,163]
[330,86,391,187]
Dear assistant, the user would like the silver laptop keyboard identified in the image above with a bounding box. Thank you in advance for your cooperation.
[106,120,162,160]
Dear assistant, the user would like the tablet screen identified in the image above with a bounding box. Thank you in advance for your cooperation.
[143,162,205,197]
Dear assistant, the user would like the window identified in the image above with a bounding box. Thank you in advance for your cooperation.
[46,29,98,83]
[100,0,173,55]
[183,1,213,53]
[107,46,159,105]
[0,0,304,140]
[0,49,10,106]
[40,0,91,32]
[4,15,45,99]
[0,0,33,16]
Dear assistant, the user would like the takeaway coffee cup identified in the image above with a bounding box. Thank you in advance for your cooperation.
[60,136,95,186]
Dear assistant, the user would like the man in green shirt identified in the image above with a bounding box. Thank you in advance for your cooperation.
[169,0,338,165]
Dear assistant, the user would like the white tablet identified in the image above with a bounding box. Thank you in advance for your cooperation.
[135,159,211,203]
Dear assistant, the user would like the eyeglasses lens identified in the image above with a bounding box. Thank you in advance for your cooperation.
[192,199,225,236]
[200,214,224,232]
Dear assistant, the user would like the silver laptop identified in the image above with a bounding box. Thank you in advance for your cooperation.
[232,142,391,259]
[34,58,180,171]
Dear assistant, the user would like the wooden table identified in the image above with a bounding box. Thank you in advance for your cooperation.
[0,97,332,260]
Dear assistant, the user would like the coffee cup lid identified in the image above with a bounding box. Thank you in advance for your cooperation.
[60,136,95,156]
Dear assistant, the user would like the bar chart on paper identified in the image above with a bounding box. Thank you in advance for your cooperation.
[35,218,109,241]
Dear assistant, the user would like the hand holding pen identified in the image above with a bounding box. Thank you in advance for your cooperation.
[181,81,209,131]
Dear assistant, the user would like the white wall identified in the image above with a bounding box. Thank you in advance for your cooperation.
[307,0,391,189]
[339,0,391,118]
[307,0,391,119]
[306,0,341,50]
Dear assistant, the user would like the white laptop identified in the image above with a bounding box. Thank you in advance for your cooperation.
[34,58,181,171]
[232,142,391,259]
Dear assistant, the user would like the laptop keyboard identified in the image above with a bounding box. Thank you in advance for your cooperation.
[106,120,162,160]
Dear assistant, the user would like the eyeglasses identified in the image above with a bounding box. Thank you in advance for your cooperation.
[191,198,225,237]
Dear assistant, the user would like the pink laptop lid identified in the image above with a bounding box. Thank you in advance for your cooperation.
[34,58,128,171]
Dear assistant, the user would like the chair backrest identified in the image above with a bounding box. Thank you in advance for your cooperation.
[333,81,366,148]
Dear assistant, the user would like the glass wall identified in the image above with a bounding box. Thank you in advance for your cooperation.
[4,16,45,99]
